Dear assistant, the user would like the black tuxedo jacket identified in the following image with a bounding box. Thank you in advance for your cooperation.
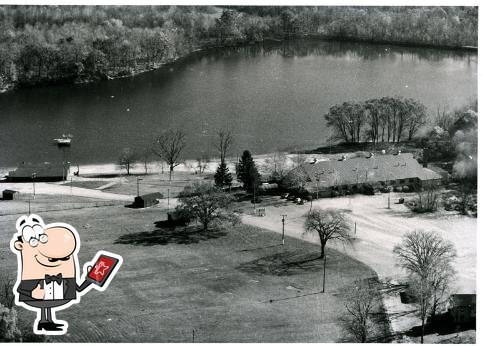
[17,278,80,302]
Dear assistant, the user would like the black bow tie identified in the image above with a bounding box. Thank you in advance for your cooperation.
[45,274,63,285]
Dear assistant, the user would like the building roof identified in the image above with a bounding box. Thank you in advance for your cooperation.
[2,189,18,194]
[8,162,66,179]
[136,192,163,200]
[294,153,441,190]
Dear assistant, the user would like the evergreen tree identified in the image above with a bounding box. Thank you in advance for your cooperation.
[236,150,261,191]
[214,160,232,187]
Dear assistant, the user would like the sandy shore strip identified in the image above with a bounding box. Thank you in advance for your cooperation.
[0,152,331,179]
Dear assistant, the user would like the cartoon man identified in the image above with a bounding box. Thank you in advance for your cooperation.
[10,214,122,335]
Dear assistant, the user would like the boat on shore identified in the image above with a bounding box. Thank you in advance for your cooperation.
[53,134,73,146]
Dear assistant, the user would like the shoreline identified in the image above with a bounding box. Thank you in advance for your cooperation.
[0,36,477,94]
[0,151,332,181]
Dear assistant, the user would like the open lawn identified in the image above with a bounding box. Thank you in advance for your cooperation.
[0,202,387,342]
[0,194,126,216]
[102,171,209,197]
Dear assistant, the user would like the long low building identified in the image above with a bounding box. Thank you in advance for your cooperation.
[6,161,69,182]
[288,152,442,198]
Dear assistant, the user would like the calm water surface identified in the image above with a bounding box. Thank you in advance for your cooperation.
[0,40,477,167]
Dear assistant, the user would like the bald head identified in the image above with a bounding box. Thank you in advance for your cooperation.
[14,225,78,280]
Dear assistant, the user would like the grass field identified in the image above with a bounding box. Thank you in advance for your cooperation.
[0,200,387,342]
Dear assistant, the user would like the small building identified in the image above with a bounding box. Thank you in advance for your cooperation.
[285,152,442,198]
[448,294,476,325]
[7,161,69,182]
[2,189,19,200]
[133,192,163,208]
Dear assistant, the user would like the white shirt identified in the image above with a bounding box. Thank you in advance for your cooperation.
[43,279,64,300]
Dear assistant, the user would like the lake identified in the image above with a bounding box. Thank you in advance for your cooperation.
[0,40,477,167]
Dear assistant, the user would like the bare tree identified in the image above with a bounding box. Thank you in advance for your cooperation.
[304,208,352,292]
[343,280,379,343]
[393,230,456,343]
[434,104,454,132]
[215,130,233,164]
[153,129,186,180]
[428,263,455,320]
[280,167,307,191]
[292,151,306,168]
[304,208,352,258]
[408,183,440,213]
[263,151,290,182]
[406,274,433,344]
[119,147,137,175]
[196,154,210,174]
[177,182,235,231]
[139,149,152,175]
[405,98,427,141]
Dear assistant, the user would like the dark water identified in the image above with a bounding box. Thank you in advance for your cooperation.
[0,40,477,167]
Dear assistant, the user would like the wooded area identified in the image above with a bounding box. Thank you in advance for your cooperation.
[325,97,427,144]
[0,6,478,90]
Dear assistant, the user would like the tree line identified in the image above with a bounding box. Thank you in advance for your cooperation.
[325,96,427,144]
[232,6,477,47]
[0,5,477,90]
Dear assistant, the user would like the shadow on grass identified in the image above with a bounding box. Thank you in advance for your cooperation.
[114,223,226,246]
[238,250,324,276]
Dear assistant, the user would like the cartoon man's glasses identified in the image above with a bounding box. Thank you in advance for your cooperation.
[22,225,48,247]
[28,234,48,247]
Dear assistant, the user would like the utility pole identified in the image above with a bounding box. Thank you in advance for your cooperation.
[167,188,170,212]
[28,199,31,214]
[315,175,320,200]
[70,176,73,195]
[281,214,287,245]
[136,177,143,197]
[253,183,256,215]
[31,172,36,199]
[322,255,326,293]
[354,221,357,235]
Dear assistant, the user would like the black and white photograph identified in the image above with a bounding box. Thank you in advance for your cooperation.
[0,1,478,343]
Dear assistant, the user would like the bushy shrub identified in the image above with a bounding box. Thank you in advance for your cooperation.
[0,273,15,309]
[0,304,21,342]
[406,186,439,213]
[402,185,410,192]
[380,186,390,193]
[331,190,340,197]
[395,186,403,192]
[361,183,375,195]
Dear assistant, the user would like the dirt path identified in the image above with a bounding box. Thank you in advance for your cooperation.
[1,182,134,201]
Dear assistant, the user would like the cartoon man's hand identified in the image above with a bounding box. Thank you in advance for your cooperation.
[32,283,45,300]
